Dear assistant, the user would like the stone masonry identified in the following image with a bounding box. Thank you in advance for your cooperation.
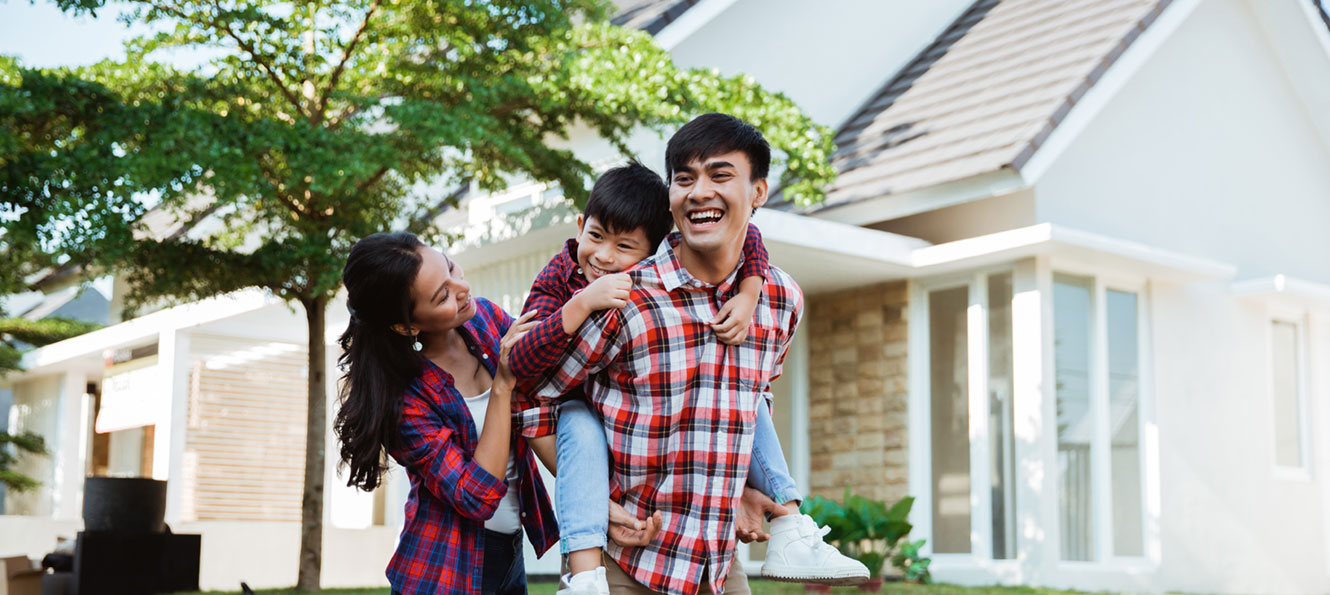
[806,281,909,505]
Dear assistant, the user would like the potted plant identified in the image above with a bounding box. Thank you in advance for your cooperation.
[801,489,931,591]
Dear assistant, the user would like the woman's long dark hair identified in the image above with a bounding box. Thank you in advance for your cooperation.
[334,232,429,491]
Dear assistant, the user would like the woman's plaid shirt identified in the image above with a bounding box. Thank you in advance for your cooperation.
[527,242,802,595]
[384,297,558,595]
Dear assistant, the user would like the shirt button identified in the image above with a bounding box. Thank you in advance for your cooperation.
[483,354,489,360]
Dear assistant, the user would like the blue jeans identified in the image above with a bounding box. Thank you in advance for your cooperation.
[555,400,802,554]
[481,529,526,594]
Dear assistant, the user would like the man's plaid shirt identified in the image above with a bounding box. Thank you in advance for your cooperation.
[527,239,802,595]
[384,297,558,595]
[511,225,770,438]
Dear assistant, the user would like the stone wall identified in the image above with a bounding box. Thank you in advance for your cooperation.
[805,281,910,504]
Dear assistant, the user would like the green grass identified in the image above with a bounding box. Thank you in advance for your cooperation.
[177,580,1095,595]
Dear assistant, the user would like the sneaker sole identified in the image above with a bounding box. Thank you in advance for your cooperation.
[760,566,870,586]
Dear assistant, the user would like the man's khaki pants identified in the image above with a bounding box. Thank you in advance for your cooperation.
[600,551,751,594]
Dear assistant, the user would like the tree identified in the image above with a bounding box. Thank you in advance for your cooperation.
[1,0,837,589]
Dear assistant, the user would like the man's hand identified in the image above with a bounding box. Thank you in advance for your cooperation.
[737,486,789,543]
[607,499,662,547]
[578,273,632,311]
[712,279,760,345]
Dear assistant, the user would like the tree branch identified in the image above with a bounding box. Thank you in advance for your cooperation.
[355,166,391,194]
[142,0,305,115]
[316,0,381,123]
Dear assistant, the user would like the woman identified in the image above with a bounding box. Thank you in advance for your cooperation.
[333,232,553,595]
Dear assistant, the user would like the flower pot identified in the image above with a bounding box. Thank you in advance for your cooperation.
[802,583,832,594]
[857,577,885,592]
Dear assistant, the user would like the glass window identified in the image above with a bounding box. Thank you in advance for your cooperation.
[988,273,1016,559]
[930,286,972,554]
[1107,290,1143,556]
[1272,321,1304,469]
[1054,274,1094,561]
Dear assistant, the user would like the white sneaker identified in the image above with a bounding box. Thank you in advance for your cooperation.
[761,514,870,585]
[557,567,610,595]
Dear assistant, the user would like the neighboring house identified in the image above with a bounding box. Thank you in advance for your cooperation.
[3,0,1330,593]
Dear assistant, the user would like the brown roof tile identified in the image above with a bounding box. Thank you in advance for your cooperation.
[610,0,701,35]
[819,0,1172,211]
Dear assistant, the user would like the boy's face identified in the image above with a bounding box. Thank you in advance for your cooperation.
[575,215,654,282]
[668,150,767,256]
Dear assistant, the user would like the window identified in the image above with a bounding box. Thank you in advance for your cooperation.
[1053,274,1147,562]
[929,286,971,554]
[1271,320,1307,472]
[924,271,1017,558]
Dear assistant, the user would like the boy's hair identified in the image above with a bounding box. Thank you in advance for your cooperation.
[665,113,771,182]
[584,160,673,250]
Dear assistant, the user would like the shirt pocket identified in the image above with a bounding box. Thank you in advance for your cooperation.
[735,324,779,392]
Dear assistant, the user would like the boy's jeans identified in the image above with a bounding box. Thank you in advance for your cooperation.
[555,399,803,554]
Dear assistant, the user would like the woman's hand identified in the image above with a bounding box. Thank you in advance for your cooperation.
[496,311,539,391]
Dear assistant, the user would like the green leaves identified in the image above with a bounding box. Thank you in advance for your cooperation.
[0,430,48,493]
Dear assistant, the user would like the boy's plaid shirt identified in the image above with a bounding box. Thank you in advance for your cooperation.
[510,225,770,438]
[384,297,558,595]
[526,240,802,595]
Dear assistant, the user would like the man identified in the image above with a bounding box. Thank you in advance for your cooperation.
[531,113,864,594]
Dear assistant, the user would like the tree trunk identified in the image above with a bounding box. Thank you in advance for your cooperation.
[296,294,328,591]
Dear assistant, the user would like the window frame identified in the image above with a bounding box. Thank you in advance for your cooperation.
[1268,305,1313,481]
[1047,262,1157,571]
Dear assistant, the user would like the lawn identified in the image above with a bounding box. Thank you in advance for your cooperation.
[177,580,1092,595]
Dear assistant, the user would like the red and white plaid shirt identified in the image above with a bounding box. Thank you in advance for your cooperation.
[529,239,802,595]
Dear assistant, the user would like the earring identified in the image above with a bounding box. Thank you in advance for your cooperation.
[411,333,423,352]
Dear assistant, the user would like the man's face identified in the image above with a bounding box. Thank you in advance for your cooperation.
[668,150,768,255]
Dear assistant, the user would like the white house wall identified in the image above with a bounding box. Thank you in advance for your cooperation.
[1034,1,1330,591]
[5,374,65,517]
[1035,0,1330,284]
[1148,279,1330,594]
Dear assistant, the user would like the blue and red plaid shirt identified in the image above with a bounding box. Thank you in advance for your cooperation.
[384,297,558,595]
[524,239,802,595]
[510,223,771,437]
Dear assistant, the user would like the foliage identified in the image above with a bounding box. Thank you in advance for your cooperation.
[802,490,930,582]
[0,431,48,493]
[2,0,837,589]
[892,539,932,584]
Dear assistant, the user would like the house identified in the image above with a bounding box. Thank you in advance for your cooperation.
[4,0,1330,592]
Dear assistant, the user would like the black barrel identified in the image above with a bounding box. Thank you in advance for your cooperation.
[82,477,167,534]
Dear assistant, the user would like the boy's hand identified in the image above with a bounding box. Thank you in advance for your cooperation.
[712,288,758,345]
[577,273,632,312]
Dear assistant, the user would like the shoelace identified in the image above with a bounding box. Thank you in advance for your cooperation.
[794,516,840,554]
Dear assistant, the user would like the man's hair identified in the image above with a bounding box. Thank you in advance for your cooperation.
[584,160,673,250]
[665,113,771,182]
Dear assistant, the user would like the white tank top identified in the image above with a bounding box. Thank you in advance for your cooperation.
[462,388,521,534]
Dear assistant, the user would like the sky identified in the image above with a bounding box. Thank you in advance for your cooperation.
[0,1,140,68]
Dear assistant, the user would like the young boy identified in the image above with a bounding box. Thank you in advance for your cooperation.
[511,161,867,594]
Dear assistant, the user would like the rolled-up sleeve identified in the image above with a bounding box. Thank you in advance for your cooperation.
[393,392,507,521]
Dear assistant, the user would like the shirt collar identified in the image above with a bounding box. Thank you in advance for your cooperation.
[561,238,583,283]
[654,234,743,296]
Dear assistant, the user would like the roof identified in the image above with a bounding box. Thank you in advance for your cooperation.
[819,0,1173,211]
[610,0,700,35]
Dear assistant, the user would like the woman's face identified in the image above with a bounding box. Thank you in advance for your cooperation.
[407,246,474,335]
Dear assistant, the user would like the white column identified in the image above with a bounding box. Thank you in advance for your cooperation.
[158,329,192,524]
[52,370,89,520]
[788,327,811,493]
[1011,257,1053,581]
